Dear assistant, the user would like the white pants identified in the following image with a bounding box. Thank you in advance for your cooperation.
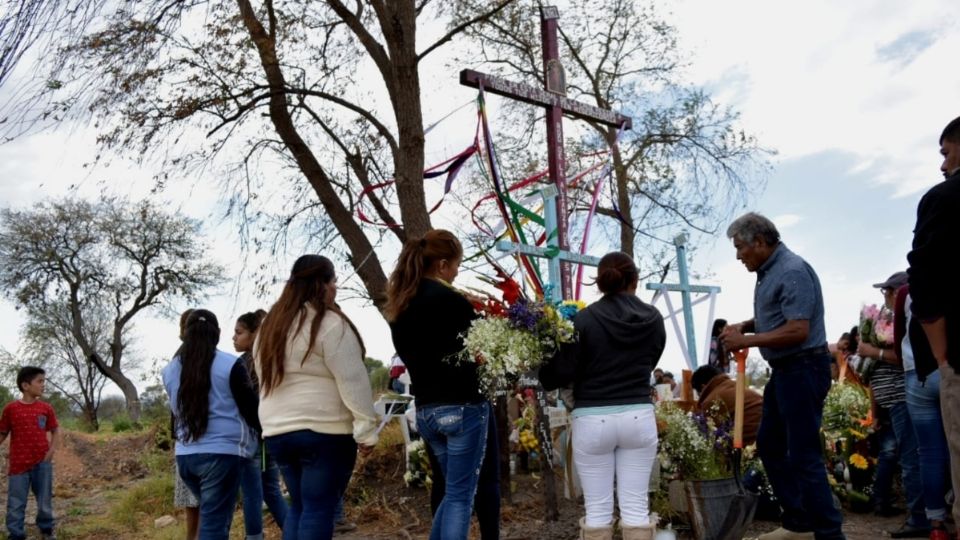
[572,407,658,527]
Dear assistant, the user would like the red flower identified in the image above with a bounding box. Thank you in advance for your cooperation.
[493,267,523,305]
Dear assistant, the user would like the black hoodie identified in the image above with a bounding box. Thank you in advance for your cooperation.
[539,292,666,408]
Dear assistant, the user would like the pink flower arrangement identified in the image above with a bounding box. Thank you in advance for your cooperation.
[859,303,893,347]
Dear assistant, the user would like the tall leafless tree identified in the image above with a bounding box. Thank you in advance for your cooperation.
[0,0,516,309]
[0,198,224,421]
[19,302,115,430]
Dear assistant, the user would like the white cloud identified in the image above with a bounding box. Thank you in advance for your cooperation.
[669,0,958,196]
[771,213,802,229]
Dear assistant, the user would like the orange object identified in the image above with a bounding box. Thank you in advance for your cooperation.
[733,348,748,450]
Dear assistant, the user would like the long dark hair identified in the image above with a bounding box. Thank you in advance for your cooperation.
[176,309,220,443]
[256,255,365,396]
[384,229,463,322]
[237,309,267,333]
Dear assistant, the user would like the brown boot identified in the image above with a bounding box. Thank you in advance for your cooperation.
[579,517,613,540]
[621,522,656,540]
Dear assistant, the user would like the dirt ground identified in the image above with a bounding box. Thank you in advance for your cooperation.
[0,430,926,539]
[339,444,912,540]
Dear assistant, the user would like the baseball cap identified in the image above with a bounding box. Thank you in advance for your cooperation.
[872,271,908,289]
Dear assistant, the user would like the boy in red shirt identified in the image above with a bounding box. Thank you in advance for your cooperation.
[0,366,59,540]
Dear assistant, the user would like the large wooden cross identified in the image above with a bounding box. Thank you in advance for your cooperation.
[460,5,632,300]
[646,234,721,370]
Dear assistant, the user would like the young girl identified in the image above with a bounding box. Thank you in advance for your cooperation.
[234,309,288,539]
[172,309,200,540]
[385,229,500,540]
[255,255,378,540]
[162,309,260,540]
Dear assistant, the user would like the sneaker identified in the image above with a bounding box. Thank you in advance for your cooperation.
[757,527,814,540]
[888,522,930,538]
[929,528,950,540]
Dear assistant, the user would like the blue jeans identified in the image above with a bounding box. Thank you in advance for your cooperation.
[905,369,950,522]
[177,453,243,540]
[266,430,356,540]
[888,402,927,527]
[240,444,289,538]
[871,408,897,510]
[758,355,844,540]
[872,402,928,527]
[427,406,501,539]
[5,461,54,540]
[417,402,490,540]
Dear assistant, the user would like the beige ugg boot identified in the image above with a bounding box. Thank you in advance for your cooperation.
[620,522,656,540]
[579,517,614,540]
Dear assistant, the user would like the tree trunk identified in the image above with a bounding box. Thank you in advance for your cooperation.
[385,2,430,238]
[608,129,635,257]
[113,374,141,423]
[81,405,99,432]
[237,0,392,308]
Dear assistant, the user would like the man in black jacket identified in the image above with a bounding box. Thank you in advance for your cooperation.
[907,115,960,537]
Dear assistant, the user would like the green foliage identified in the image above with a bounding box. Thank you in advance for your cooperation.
[140,449,174,476]
[140,383,170,423]
[369,366,389,392]
[109,475,175,529]
[43,390,76,423]
[363,357,384,373]
[112,416,134,432]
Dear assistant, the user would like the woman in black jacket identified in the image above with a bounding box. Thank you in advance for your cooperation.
[385,229,500,540]
[540,252,665,540]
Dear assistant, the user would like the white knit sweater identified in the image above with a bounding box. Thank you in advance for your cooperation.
[255,306,379,445]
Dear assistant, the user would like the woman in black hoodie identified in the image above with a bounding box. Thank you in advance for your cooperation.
[540,252,665,540]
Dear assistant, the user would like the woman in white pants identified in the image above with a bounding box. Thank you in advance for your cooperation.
[540,252,666,540]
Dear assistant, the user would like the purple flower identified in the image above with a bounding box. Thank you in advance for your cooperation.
[507,299,542,331]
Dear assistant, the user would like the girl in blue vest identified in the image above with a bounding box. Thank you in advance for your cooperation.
[163,309,261,540]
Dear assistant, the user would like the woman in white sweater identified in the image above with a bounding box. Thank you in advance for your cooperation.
[254,255,378,540]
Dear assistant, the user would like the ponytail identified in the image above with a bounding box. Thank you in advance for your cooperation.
[176,309,220,442]
[384,229,463,322]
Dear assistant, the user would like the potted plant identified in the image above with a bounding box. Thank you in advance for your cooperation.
[655,401,752,540]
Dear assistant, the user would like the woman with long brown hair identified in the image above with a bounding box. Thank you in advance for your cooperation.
[254,255,377,540]
[386,229,500,540]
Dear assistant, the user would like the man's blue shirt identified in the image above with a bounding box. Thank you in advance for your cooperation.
[754,243,827,360]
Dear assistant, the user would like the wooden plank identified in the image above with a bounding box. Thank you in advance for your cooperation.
[495,240,602,266]
[646,283,721,294]
[461,69,633,130]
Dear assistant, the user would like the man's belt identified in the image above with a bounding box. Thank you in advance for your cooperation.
[768,344,830,369]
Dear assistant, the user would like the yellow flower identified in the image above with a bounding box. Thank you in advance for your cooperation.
[848,429,866,440]
[849,454,869,470]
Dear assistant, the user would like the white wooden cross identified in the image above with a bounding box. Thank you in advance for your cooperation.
[646,233,721,370]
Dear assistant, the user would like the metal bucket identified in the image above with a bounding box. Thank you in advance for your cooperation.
[684,478,756,540]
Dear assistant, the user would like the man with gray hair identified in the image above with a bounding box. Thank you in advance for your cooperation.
[720,212,844,540]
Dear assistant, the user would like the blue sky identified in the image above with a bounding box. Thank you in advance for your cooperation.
[1,0,958,389]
